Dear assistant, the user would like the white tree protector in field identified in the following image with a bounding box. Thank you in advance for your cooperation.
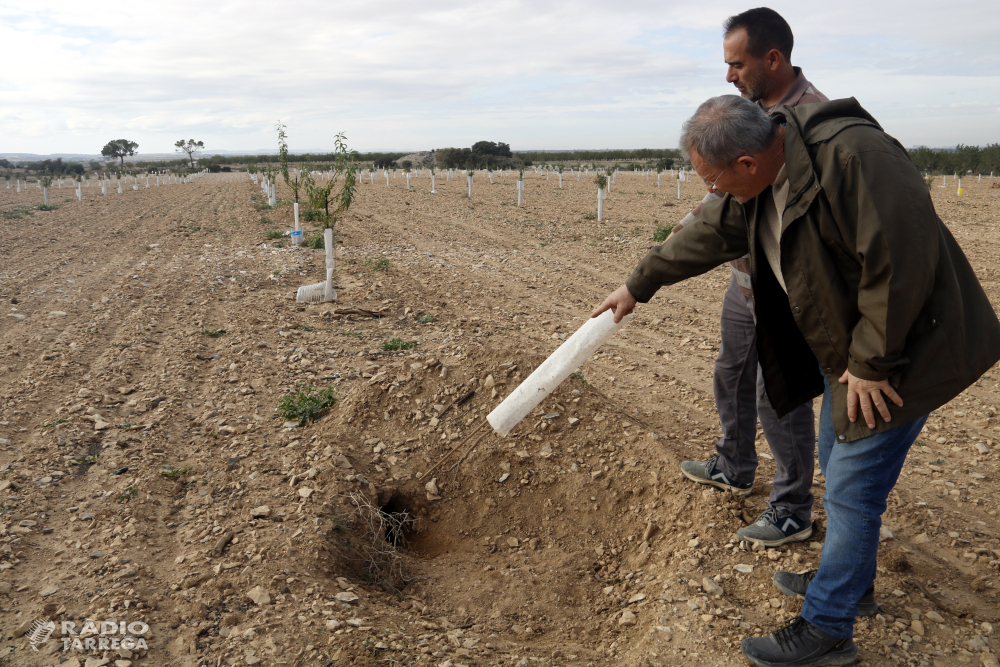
[677,174,681,200]
[43,187,49,206]
[488,171,493,184]
[145,176,149,188]
[558,172,562,188]
[296,228,337,303]
[16,180,21,192]
[431,174,436,193]
[269,182,276,207]
[517,179,523,207]
[406,172,411,189]
[291,202,305,246]
[101,180,107,196]
[385,171,390,187]
[487,309,633,436]
[117,179,123,194]
[467,172,473,198]
[978,174,982,183]
[577,171,581,182]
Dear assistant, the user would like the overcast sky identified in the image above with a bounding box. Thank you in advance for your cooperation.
[2,0,997,156]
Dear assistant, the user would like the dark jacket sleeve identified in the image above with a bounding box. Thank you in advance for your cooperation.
[625,193,749,302]
[831,147,940,381]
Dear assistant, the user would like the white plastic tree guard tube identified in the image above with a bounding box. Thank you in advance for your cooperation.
[292,203,304,245]
[597,187,605,221]
[487,310,633,436]
[296,228,336,303]
[517,179,523,207]
[467,172,473,198]
[431,174,436,193]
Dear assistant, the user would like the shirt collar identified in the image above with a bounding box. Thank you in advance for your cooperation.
[772,163,788,189]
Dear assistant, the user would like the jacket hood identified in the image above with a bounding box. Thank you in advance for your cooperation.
[773,99,885,228]
[776,97,883,146]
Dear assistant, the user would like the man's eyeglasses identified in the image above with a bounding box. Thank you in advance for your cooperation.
[703,160,733,190]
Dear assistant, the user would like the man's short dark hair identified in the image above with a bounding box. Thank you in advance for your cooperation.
[723,7,794,61]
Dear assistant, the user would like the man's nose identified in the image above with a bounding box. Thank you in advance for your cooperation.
[726,68,738,83]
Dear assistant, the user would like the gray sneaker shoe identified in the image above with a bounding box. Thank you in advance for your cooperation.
[741,616,858,667]
[679,455,753,496]
[736,504,813,547]
[773,569,878,617]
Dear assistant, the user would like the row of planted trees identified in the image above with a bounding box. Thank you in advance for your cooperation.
[253,124,701,241]
[6,168,197,207]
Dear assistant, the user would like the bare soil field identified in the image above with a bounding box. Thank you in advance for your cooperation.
[0,169,999,667]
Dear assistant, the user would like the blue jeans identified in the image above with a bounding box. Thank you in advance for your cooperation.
[800,375,927,638]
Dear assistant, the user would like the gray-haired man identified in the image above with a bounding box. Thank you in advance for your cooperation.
[594,95,1000,667]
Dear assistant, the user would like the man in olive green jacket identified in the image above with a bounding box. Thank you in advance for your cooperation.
[594,96,1000,667]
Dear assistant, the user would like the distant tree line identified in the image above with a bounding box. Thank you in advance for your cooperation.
[515,148,682,166]
[5,143,997,177]
[201,151,408,170]
[436,141,522,169]
[5,157,86,176]
[908,144,1000,175]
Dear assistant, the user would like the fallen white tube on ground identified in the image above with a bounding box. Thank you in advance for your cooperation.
[487,309,632,436]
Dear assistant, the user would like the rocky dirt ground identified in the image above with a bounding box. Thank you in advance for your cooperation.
[0,169,998,667]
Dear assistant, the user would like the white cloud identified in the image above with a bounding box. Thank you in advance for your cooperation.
[1,0,997,155]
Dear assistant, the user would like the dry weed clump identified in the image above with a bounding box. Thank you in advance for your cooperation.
[328,492,422,590]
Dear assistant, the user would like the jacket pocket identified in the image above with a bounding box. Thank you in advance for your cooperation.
[897,306,957,390]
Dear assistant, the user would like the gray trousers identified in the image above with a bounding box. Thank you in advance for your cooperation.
[713,275,816,522]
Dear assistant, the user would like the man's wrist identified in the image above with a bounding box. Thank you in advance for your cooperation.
[624,273,655,304]
[847,358,888,382]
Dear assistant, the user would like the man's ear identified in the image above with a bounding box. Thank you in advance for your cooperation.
[764,48,784,72]
[736,155,759,176]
